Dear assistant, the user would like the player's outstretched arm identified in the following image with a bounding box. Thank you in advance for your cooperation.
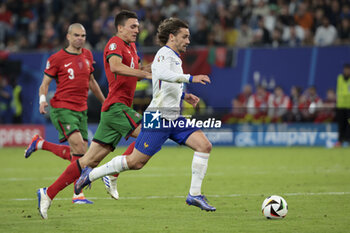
[192,75,211,85]
[38,75,52,114]
[153,56,191,83]
[153,55,210,84]
[89,74,105,104]
[109,56,151,80]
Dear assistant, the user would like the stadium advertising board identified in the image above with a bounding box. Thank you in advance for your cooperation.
[0,125,45,147]
[230,123,337,147]
[166,123,337,147]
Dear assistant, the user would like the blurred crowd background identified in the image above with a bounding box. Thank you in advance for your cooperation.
[1,0,350,51]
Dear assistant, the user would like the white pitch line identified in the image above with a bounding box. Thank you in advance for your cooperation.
[6,191,350,202]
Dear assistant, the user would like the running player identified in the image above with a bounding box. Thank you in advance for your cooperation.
[27,23,105,204]
[75,18,216,211]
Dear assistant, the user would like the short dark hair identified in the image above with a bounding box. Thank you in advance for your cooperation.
[114,10,138,31]
[157,18,189,46]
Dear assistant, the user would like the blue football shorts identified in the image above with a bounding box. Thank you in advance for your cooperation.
[135,117,200,156]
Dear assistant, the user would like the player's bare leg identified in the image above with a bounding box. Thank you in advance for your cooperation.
[130,124,141,138]
[67,131,86,155]
[184,130,216,211]
[78,142,112,168]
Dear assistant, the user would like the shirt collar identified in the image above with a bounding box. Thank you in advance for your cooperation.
[165,45,180,58]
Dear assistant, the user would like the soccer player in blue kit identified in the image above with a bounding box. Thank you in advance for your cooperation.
[75,18,216,211]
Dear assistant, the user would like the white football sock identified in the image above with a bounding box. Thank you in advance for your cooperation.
[89,156,129,182]
[37,140,44,149]
[189,151,209,196]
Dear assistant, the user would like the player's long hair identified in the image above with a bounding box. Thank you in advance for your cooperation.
[157,18,189,46]
[114,10,138,32]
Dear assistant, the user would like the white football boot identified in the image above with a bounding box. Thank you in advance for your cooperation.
[102,176,119,200]
[37,187,52,219]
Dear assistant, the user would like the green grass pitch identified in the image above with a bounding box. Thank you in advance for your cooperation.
[0,146,350,233]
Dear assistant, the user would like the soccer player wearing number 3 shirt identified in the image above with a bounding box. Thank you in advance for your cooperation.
[25,23,105,205]
[36,11,152,219]
[75,18,216,212]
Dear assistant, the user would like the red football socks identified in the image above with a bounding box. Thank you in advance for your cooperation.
[71,154,84,191]
[112,141,135,178]
[123,141,135,156]
[42,141,71,161]
[46,160,82,200]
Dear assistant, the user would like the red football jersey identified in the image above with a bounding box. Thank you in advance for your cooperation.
[44,48,94,111]
[101,36,139,112]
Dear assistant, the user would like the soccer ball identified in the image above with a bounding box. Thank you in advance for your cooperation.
[261,195,288,219]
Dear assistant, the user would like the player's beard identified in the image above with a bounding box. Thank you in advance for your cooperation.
[178,44,188,53]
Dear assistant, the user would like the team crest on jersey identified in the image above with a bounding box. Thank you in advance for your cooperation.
[109,43,117,50]
[46,61,50,69]
[157,55,164,62]
[66,125,70,130]
[135,112,141,118]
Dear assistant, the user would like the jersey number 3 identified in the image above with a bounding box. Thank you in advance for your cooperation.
[68,68,75,80]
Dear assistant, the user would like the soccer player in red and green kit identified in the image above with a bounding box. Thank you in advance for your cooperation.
[26,23,105,204]
[36,10,152,219]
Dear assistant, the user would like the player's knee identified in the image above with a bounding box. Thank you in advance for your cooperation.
[198,141,212,153]
[205,142,212,153]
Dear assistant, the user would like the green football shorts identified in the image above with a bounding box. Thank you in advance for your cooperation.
[50,108,88,142]
[93,103,142,150]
